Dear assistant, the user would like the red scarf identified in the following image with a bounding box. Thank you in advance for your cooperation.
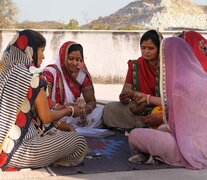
[137,57,158,95]
[183,31,207,72]
[44,41,92,104]
[126,57,159,96]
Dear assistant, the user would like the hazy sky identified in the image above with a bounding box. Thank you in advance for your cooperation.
[13,0,133,25]
[13,0,207,25]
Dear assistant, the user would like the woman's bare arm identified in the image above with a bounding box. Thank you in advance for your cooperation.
[34,89,72,124]
[82,87,96,114]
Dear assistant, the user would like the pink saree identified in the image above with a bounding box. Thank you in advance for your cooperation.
[128,37,207,169]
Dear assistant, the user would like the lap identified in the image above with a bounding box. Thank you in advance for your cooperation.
[103,101,145,129]
[8,130,87,168]
[62,106,103,128]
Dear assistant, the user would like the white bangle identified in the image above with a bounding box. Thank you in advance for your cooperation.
[54,103,59,109]
[68,106,75,117]
[146,94,151,105]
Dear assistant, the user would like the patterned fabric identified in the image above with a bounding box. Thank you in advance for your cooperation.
[44,64,65,104]
[43,41,93,104]
[126,57,160,96]
[182,31,207,72]
[0,31,37,167]
[0,30,87,169]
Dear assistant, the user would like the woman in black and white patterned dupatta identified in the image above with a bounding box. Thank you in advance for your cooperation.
[0,30,87,170]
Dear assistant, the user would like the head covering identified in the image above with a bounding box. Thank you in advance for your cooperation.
[182,31,207,72]
[43,41,92,104]
[1,30,36,70]
[160,37,207,169]
[136,30,163,96]
[59,41,91,81]
[0,30,40,154]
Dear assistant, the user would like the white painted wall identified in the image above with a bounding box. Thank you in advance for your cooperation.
[1,30,207,81]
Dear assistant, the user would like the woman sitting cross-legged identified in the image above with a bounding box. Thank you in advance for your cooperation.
[103,30,163,130]
[128,37,207,169]
[43,41,103,129]
[0,30,87,170]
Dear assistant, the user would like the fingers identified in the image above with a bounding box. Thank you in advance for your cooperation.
[120,93,130,100]
[139,117,150,127]
[131,92,147,105]
[141,115,154,126]
[65,102,77,106]
[69,124,76,132]
[120,93,131,104]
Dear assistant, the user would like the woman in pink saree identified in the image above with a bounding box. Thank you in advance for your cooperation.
[128,36,207,169]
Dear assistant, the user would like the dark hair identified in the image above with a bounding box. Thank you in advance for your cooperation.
[178,31,184,38]
[140,30,161,50]
[19,29,46,66]
[68,44,83,59]
[28,30,46,48]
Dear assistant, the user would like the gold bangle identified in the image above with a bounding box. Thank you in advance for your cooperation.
[55,120,62,128]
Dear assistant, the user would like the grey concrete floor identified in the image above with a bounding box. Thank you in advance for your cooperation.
[1,168,207,180]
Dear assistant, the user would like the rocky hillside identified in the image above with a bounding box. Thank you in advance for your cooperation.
[82,0,207,30]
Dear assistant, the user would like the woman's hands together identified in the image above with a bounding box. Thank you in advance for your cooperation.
[119,91,132,104]
[142,114,163,128]
[131,92,147,105]
[120,91,148,105]
[64,104,88,126]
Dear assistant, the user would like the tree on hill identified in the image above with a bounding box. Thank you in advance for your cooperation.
[65,19,79,29]
[0,0,19,28]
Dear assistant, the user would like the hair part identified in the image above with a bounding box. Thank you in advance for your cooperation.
[140,30,161,50]
[26,29,46,48]
[68,44,83,59]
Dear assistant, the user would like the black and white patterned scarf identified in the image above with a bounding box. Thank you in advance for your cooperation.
[0,30,38,152]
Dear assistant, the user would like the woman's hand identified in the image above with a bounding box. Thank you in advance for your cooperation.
[57,122,76,132]
[131,92,147,105]
[119,92,131,104]
[129,101,147,115]
[142,114,163,128]
[78,108,88,126]
[68,105,83,118]
[119,83,134,104]
[65,102,78,106]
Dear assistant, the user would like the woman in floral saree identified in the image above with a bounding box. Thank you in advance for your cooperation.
[0,30,87,170]
[128,36,207,169]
